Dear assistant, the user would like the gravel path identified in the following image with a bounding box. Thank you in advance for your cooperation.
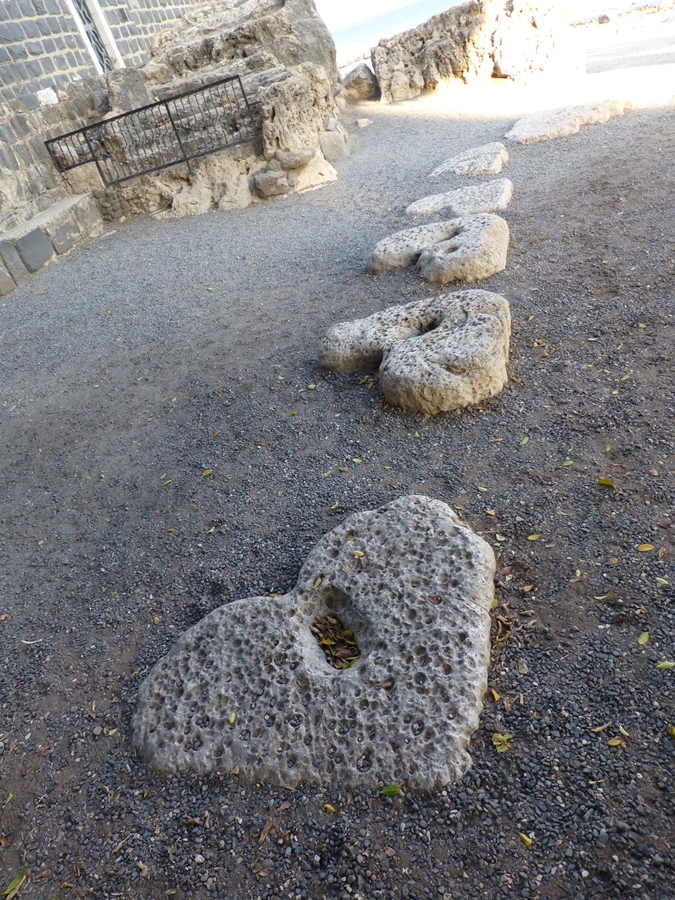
[2,21,675,900]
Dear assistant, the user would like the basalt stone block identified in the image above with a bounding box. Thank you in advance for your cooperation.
[0,258,16,296]
[0,239,30,286]
[406,178,513,217]
[133,495,495,789]
[319,289,510,414]
[15,227,53,272]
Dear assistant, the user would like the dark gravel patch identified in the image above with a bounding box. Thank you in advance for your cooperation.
[0,88,674,900]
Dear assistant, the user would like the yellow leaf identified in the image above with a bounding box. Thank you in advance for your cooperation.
[491,688,501,702]
[414,432,420,438]
[229,712,236,724]
[214,430,221,436]
[517,659,529,675]
[520,436,529,445]
[637,544,654,552]
[590,722,611,732]
[353,550,364,558]
[486,509,496,516]
[638,632,649,645]
[108,728,118,737]
[597,477,615,488]
[657,660,675,670]
[491,732,512,752]
[656,577,669,586]
[518,832,533,848]
[619,725,630,737]
[313,577,322,589]
[161,480,172,487]
[323,804,336,814]
[384,465,393,470]
[668,724,675,739]
[594,594,609,600]
[201,469,213,477]
[345,534,354,541]
[605,443,611,452]
[608,738,623,747]
[167,527,176,532]
[330,503,338,510]
[352,458,362,463]
[477,486,488,493]
[290,411,296,416]
[562,460,573,467]
[527,534,540,541]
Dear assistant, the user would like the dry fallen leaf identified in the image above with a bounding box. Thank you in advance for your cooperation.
[637,544,654,552]
[491,688,501,702]
[518,832,533,848]
[517,659,529,675]
[638,632,649,645]
[527,534,540,541]
[492,732,512,752]
[201,469,213,477]
[656,577,670,586]
[597,477,615,488]
[229,712,236,724]
[352,550,364,558]
[657,660,675,670]
[323,804,336,814]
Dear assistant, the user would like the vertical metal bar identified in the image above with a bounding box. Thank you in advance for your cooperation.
[82,126,109,186]
[163,100,192,176]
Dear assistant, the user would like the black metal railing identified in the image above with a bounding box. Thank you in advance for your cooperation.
[45,75,257,186]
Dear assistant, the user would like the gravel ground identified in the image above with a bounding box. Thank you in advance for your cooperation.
[2,36,675,900]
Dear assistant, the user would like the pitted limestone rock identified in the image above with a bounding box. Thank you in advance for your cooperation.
[367,215,509,283]
[429,142,509,178]
[318,290,510,414]
[406,179,513,217]
[133,495,495,788]
[505,98,627,144]
[367,220,468,273]
[417,214,509,284]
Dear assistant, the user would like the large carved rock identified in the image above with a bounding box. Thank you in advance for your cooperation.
[505,98,627,144]
[406,178,513,217]
[318,290,510,414]
[342,62,381,100]
[372,0,585,103]
[367,214,509,284]
[133,495,495,789]
[429,141,509,178]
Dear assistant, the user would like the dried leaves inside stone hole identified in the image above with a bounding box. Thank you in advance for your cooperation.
[310,615,360,670]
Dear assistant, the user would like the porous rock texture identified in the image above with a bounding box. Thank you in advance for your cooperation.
[133,495,495,788]
[372,0,584,103]
[429,141,509,178]
[417,213,510,284]
[367,220,467,273]
[318,290,510,414]
[342,62,381,101]
[505,98,628,144]
[406,178,513,217]
[367,214,509,284]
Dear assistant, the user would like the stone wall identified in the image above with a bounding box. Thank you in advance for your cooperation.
[0,0,203,106]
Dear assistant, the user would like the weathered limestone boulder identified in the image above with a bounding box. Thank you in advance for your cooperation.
[342,62,381,100]
[406,178,513,217]
[367,214,509,283]
[318,290,510,414]
[417,214,509,284]
[505,98,627,144]
[367,220,468,273]
[372,0,585,103]
[429,141,509,178]
[133,495,495,788]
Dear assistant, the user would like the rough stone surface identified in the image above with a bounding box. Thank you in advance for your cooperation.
[367,220,469,273]
[406,178,513,217]
[253,169,291,198]
[319,127,351,162]
[106,69,152,113]
[417,213,510,284]
[275,146,317,169]
[372,0,585,103]
[342,62,381,101]
[0,240,30,287]
[429,141,509,178]
[14,229,53,274]
[318,289,510,414]
[133,494,495,788]
[505,98,628,144]
[0,259,16,297]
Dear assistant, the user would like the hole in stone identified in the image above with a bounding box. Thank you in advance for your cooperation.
[310,613,361,670]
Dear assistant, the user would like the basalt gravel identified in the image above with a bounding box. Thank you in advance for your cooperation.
[1,81,674,900]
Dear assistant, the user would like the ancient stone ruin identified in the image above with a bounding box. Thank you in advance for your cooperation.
[429,142,509,178]
[371,0,585,103]
[367,214,510,284]
[318,290,511,415]
[405,178,513,217]
[133,495,496,789]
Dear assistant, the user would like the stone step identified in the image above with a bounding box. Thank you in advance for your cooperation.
[0,194,103,297]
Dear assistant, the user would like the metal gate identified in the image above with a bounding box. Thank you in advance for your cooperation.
[45,75,258,186]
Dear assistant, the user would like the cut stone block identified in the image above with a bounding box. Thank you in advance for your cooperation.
[417,214,509,284]
[0,241,29,287]
[342,62,380,100]
[15,229,53,273]
[0,259,16,297]
[406,179,513,217]
[429,142,509,178]
[505,98,627,144]
[367,220,466,273]
[319,289,510,414]
[133,494,495,788]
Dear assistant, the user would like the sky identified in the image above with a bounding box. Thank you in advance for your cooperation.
[314,0,649,33]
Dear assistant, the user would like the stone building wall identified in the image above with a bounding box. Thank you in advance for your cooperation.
[0,0,202,107]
